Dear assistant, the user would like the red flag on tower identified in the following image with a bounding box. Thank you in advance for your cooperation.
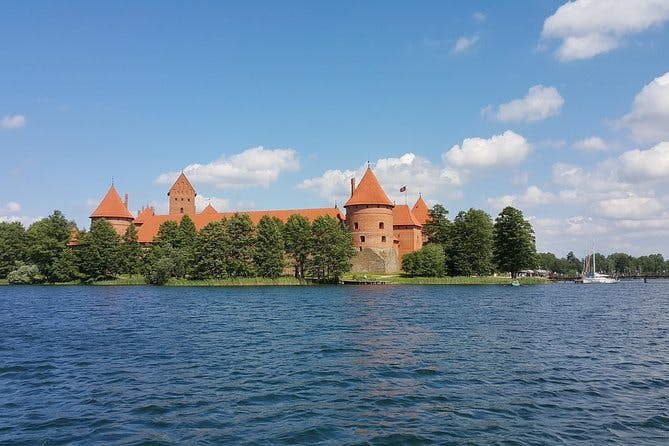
[399,186,406,192]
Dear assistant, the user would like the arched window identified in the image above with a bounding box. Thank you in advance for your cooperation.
[180,208,184,214]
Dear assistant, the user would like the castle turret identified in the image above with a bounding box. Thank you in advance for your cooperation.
[90,185,135,235]
[344,167,399,272]
[168,172,196,215]
[411,195,430,226]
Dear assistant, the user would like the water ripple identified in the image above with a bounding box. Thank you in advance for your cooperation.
[1,282,668,444]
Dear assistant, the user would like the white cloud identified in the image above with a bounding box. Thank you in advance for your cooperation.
[488,185,555,210]
[592,195,663,219]
[1,114,26,129]
[482,85,564,122]
[1,202,21,213]
[573,136,607,151]
[473,12,486,23]
[453,35,479,53]
[542,0,669,61]
[195,195,232,212]
[298,153,463,206]
[619,72,669,143]
[155,146,300,189]
[617,141,669,181]
[443,130,531,168]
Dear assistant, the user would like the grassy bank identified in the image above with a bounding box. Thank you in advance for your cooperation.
[341,272,550,285]
[1,274,550,286]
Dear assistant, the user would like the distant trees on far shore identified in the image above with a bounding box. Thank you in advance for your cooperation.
[0,211,355,285]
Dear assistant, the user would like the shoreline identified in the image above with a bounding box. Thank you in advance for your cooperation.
[0,275,551,287]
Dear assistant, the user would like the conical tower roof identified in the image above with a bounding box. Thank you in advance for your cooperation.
[411,195,430,225]
[168,172,196,195]
[90,185,134,219]
[344,167,393,207]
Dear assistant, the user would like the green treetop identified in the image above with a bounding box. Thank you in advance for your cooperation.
[493,206,537,278]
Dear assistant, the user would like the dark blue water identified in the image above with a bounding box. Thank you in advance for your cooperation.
[1,282,668,445]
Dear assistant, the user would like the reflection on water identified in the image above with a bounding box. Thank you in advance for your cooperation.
[1,282,668,444]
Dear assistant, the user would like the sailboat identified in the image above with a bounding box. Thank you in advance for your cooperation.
[582,244,619,284]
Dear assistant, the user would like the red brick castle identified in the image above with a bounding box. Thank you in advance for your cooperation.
[90,168,430,272]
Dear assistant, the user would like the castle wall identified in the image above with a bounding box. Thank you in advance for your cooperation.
[92,217,132,237]
[394,226,423,265]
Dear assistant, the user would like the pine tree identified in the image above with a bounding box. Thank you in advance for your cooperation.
[284,214,312,278]
[493,206,537,278]
[254,215,285,278]
[226,214,256,277]
[178,214,198,276]
[193,220,230,279]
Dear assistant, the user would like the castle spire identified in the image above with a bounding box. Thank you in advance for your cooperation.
[344,166,393,207]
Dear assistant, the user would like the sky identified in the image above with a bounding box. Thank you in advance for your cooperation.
[2,0,669,257]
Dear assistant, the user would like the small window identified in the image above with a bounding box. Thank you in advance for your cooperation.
[360,235,365,243]
[180,207,184,214]
[354,222,359,230]
[382,236,386,243]
[379,222,384,229]
[187,198,190,202]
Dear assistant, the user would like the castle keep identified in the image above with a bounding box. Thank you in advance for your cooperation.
[90,168,430,272]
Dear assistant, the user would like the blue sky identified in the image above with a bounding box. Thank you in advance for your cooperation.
[2,0,669,256]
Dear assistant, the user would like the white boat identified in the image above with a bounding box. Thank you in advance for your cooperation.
[581,244,619,284]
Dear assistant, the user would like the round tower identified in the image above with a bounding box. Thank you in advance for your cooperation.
[89,185,135,236]
[344,167,398,272]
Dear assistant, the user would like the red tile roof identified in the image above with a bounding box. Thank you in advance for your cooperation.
[90,185,135,220]
[201,204,217,215]
[411,195,430,225]
[393,204,421,227]
[136,207,344,243]
[134,206,155,225]
[344,167,393,207]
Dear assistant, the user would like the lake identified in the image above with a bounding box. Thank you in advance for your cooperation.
[1,282,668,445]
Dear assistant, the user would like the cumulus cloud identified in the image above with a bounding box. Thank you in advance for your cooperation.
[619,72,669,144]
[0,201,40,227]
[473,12,486,23]
[488,185,556,210]
[541,0,669,61]
[299,153,462,206]
[195,195,232,212]
[453,35,479,53]
[617,141,669,181]
[592,195,663,219]
[482,85,564,123]
[443,130,531,168]
[1,201,21,213]
[155,146,300,189]
[1,114,26,129]
[573,136,607,152]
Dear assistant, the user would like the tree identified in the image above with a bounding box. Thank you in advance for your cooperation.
[142,245,176,285]
[608,252,634,275]
[446,209,494,276]
[566,251,582,275]
[422,204,451,246]
[120,224,142,275]
[493,206,537,278]
[284,214,312,279]
[308,215,355,282]
[26,210,78,282]
[77,219,122,280]
[193,220,230,279]
[226,214,256,277]
[254,215,285,278]
[7,263,43,284]
[0,222,28,278]
[178,215,198,276]
[402,244,445,277]
[155,220,181,247]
